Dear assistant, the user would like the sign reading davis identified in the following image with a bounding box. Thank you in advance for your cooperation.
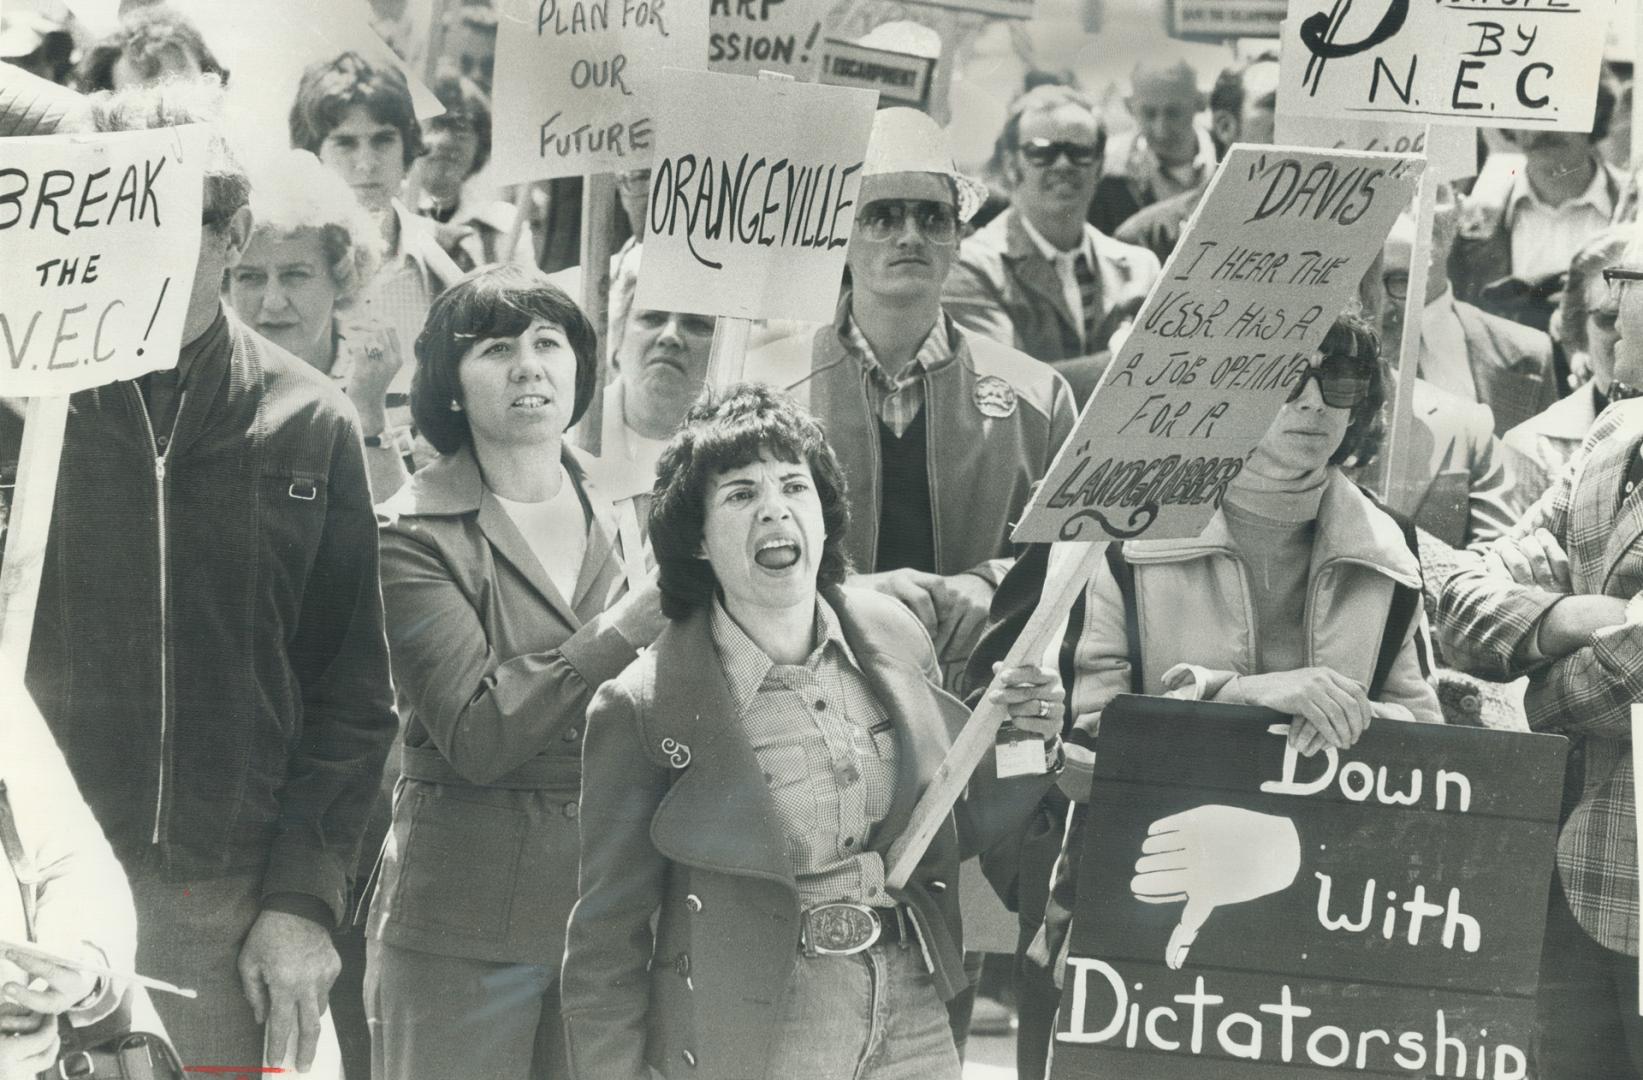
[0,126,207,396]
[1278,0,1614,131]
[1013,145,1423,544]
[1052,696,1567,1080]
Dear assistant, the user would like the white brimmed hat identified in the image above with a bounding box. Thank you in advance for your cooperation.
[861,107,989,223]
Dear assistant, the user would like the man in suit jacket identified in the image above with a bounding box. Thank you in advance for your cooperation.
[944,84,1161,405]
[1437,391,1643,1078]
[1382,185,1559,436]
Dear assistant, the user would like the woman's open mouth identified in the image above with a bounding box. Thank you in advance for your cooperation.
[754,538,800,570]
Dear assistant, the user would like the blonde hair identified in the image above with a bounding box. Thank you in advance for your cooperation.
[245,150,382,306]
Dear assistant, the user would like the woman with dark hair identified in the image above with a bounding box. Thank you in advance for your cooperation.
[561,383,1068,1080]
[364,263,664,1079]
[1035,313,1443,984]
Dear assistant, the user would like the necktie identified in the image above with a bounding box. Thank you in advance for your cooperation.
[1074,251,1099,350]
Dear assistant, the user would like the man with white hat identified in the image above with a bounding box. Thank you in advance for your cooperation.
[747,107,1077,688]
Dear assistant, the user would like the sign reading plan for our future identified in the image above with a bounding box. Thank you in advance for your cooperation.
[0,126,206,397]
[490,0,709,183]
[635,68,876,324]
[1013,144,1422,544]
[1051,696,1566,1080]
[1278,0,1615,131]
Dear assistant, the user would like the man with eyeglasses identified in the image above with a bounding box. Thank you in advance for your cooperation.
[946,84,1161,405]
[747,107,1076,691]
[1381,182,1557,438]
[1437,225,1643,1080]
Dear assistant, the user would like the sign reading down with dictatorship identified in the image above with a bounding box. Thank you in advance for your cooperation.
[0,126,207,397]
[1014,144,1424,544]
[1052,696,1567,1080]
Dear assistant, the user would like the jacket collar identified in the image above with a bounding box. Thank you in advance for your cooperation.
[1000,210,1079,331]
[1517,381,1602,443]
[1122,469,1421,588]
[648,585,954,887]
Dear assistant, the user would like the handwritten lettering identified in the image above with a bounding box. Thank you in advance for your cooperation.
[648,153,858,269]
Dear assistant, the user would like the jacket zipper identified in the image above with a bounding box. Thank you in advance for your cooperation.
[130,385,183,846]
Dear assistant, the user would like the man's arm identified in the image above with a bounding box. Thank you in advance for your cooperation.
[1464,424,1548,547]
[1524,615,1643,735]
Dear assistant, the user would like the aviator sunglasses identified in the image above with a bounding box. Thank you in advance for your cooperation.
[1019,139,1101,168]
[1286,354,1372,409]
[856,199,960,244]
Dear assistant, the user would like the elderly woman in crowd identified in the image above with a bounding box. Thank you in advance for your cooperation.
[227,149,412,498]
[561,384,1067,1080]
[1038,313,1443,978]
[365,264,664,1079]
[1506,228,1638,479]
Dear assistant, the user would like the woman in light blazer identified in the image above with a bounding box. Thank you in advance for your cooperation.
[364,264,665,1080]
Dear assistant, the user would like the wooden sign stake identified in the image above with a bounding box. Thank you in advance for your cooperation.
[572,172,617,456]
[1377,129,1436,512]
[886,540,1105,889]
[0,395,70,679]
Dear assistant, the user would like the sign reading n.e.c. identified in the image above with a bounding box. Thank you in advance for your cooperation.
[635,68,876,324]
[1052,696,1566,1080]
[1278,0,1614,131]
[0,126,206,397]
[490,0,709,183]
[1013,144,1422,545]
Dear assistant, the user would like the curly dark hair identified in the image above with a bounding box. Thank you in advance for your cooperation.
[410,264,599,454]
[427,74,492,178]
[288,52,422,167]
[648,385,852,621]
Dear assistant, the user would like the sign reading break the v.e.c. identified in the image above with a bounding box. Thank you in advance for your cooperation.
[489,1,709,183]
[1053,695,1566,1080]
[0,126,206,397]
[1278,0,1614,131]
[635,68,876,323]
[1013,144,1422,544]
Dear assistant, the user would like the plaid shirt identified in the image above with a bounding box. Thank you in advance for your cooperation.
[842,312,954,438]
[708,597,900,909]
[1438,400,1643,955]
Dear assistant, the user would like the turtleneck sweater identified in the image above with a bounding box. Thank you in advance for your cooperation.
[1220,461,1328,674]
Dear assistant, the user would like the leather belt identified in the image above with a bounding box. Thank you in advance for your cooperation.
[800,902,910,957]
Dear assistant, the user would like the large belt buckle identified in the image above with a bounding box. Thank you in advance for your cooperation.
[802,902,881,957]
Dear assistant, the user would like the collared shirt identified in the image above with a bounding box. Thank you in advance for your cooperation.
[1416,288,1477,402]
[1506,157,1616,282]
[709,596,900,909]
[842,311,954,438]
[1015,212,1097,350]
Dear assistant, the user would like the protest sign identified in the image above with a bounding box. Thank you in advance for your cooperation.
[709,0,828,79]
[1052,695,1566,1080]
[1278,0,1614,131]
[1167,0,1287,41]
[0,126,206,397]
[1014,144,1424,544]
[818,39,935,110]
[489,0,709,183]
[1276,114,1477,181]
[635,68,876,324]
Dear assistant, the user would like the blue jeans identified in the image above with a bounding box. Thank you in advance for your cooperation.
[764,939,961,1080]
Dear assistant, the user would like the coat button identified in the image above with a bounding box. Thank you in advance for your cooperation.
[564,801,580,819]
[564,726,580,742]
[674,953,691,977]
[685,894,703,913]
[929,880,947,893]
[682,1050,698,1068]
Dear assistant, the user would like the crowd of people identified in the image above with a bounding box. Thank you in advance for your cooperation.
[0,1,1641,1079]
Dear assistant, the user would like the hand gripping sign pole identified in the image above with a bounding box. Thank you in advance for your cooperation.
[886,144,1425,890]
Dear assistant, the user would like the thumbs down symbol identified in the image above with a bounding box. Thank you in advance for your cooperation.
[1130,805,1301,970]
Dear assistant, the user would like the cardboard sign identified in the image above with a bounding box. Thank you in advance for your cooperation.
[1275,114,1478,181]
[709,0,828,80]
[0,127,206,397]
[1013,144,1423,544]
[1278,0,1614,131]
[1052,696,1566,1080]
[897,0,1035,18]
[818,39,935,109]
[635,69,876,323]
[1168,0,1287,41]
[490,0,709,183]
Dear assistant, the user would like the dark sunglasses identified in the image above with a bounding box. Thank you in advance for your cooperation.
[1286,356,1372,409]
[1019,139,1100,168]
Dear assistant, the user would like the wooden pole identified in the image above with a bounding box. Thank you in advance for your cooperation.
[502,184,533,266]
[885,540,1105,889]
[572,172,617,456]
[1377,134,1435,513]
[0,396,70,679]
